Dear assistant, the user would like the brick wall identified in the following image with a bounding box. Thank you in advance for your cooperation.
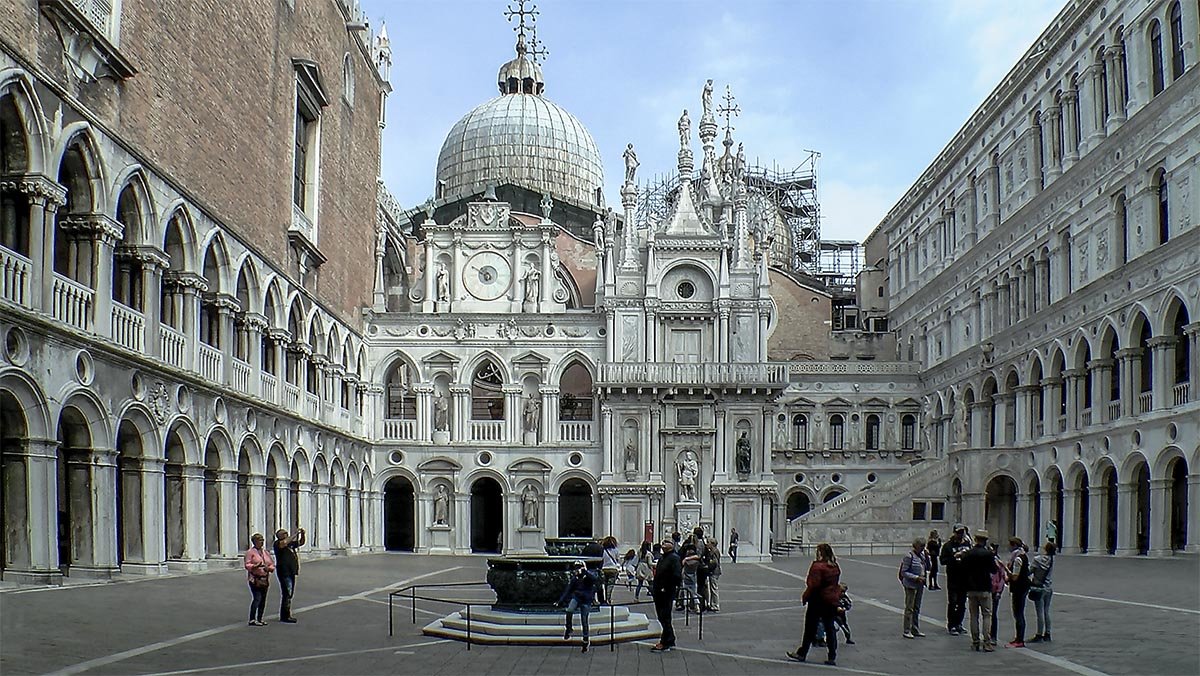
[768,270,831,361]
[2,0,383,326]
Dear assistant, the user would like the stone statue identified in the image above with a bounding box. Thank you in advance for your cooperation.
[701,79,714,120]
[678,109,691,148]
[623,143,639,184]
[422,198,435,222]
[954,398,969,444]
[735,142,746,180]
[523,394,541,433]
[523,265,541,304]
[592,214,606,250]
[521,485,539,528]
[624,435,638,472]
[677,450,699,502]
[433,484,449,525]
[435,263,449,303]
[432,391,448,431]
[735,431,752,475]
[539,192,553,219]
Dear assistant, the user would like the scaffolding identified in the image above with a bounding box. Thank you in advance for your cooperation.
[632,150,822,274]
[816,239,863,293]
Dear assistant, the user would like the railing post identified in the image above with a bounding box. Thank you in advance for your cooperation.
[466,604,472,651]
[388,592,394,637]
[699,603,704,640]
[411,587,416,624]
[610,604,615,652]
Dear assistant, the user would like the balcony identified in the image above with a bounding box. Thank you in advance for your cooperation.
[1137,391,1153,414]
[1081,409,1092,427]
[598,362,788,387]
[0,246,31,307]
[260,372,278,404]
[51,273,93,331]
[1172,382,1190,406]
[470,420,505,442]
[1105,400,1120,423]
[283,383,301,410]
[159,325,186,368]
[232,359,252,395]
[197,343,223,384]
[110,302,144,352]
[304,392,320,420]
[558,420,594,443]
[382,418,417,441]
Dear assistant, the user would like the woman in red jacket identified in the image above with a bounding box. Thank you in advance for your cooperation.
[787,542,841,666]
[244,533,275,626]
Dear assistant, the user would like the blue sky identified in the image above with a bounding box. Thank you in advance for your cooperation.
[364,0,1064,242]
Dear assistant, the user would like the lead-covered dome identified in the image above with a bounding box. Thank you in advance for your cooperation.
[435,37,604,206]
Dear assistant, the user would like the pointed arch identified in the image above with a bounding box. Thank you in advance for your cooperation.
[111,168,154,246]
[0,368,51,439]
[0,68,49,174]
[161,204,198,273]
[233,256,262,316]
[53,124,107,215]
[56,388,112,450]
[202,426,236,471]
[200,231,232,295]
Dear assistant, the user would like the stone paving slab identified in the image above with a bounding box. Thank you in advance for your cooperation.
[1,552,1196,675]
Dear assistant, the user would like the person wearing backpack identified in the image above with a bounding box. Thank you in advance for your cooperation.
[704,537,722,611]
[1027,541,1056,643]
[1005,537,1031,648]
[898,536,928,639]
[940,524,972,635]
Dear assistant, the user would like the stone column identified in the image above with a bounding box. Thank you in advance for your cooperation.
[181,463,207,565]
[1013,386,1033,442]
[315,483,332,556]
[26,183,66,313]
[981,289,997,337]
[331,485,347,551]
[600,404,614,478]
[1088,358,1114,422]
[1044,106,1062,182]
[1086,483,1108,554]
[1015,490,1032,543]
[450,386,470,442]
[246,473,267,542]
[348,488,362,551]
[1113,349,1135,417]
[413,384,432,441]
[1062,90,1080,163]
[140,457,167,566]
[717,307,730,362]
[1060,488,1081,554]
[1188,474,1200,554]
[969,402,989,448]
[1042,376,1062,434]
[1105,45,1127,127]
[503,385,523,443]
[646,308,658,362]
[1086,63,1107,145]
[1115,482,1138,556]
[175,273,207,372]
[649,405,662,478]
[1148,478,1172,556]
[2,439,63,582]
[1186,323,1200,403]
[1148,336,1174,410]
[295,479,314,540]
[714,408,727,477]
[540,386,560,443]
[86,449,119,573]
[1064,369,1085,430]
[216,469,239,558]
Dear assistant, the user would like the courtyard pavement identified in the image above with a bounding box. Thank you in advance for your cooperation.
[1,550,1197,675]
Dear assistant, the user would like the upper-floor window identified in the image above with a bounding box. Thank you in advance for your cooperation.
[1169,2,1185,79]
[293,104,317,211]
[901,414,916,450]
[1096,47,1110,120]
[829,414,845,450]
[1150,21,1166,96]
[291,60,329,232]
[1115,192,1129,263]
[1156,168,1170,245]
[865,414,881,450]
[792,414,808,449]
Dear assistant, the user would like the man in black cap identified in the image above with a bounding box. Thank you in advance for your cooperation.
[939,523,971,635]
[650,539,682,652]
[962,529,997,652]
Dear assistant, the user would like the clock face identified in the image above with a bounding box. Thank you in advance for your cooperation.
[462,251,513,301]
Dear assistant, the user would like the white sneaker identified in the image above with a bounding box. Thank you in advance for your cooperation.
[903,632,915,639]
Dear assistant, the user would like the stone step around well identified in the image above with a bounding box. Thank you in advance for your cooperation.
[422,606,660,646]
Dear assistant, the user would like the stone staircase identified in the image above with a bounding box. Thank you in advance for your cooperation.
[783,457,953,552]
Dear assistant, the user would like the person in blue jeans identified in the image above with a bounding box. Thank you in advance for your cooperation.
[559,560,598,652]
[273,527,305,623]
[1028,542,1056,643]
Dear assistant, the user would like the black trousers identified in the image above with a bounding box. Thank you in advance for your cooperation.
[797,601,837,661]
[653,591,676,647]
[947,586,967,629]
[1011,588,1028,642]
[278,574,296,620]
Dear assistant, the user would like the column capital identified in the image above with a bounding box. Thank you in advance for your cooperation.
[241,312,269,333]
[0,173,68,206]
[163,270,209,293]
[1086,358,1115,370]
[1114,347,1143,360]
[1146,336,1176,350]
[60,213,123,245]
[266,328,292,344]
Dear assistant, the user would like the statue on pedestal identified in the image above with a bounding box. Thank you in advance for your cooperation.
[523,394,541,433]
[523,265,541,304]
[433,391,449,432]
[435,263,450,303]
[521,485,539,528]
[623,143,639,184]
[735,432,752,475]
[677,450,699,502]
[701,79,714,121]
[624,435,638,473]
[432,484,449,525]
[678,109,691,148]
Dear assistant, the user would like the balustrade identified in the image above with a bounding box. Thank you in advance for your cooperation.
[558,420,594,443]
[1137,391,1153,414]
[304,392,320,419]
[598,361,787,386]
[0,246,31,307]
[232,359,252,395]
[283,383,301,410]
[51,273,93,331]
[1171,383,1189,406]
[260,372,278,404]
[470,420,505,442]
[1105,400,1120,422]
[159,325,186,368]
[197,343,223,383]
[110,302,144,352]
[1081,408,1092,426]
[382,418,416,440]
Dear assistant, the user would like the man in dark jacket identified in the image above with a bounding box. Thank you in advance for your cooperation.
[558,560,599,652]
[274,527,305,623]
[962,529,997,652]
[651,539,682,652]
[940,524,971,634]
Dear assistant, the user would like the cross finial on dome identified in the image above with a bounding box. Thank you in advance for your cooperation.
[504,0,539,50]
[499,0,545,94]
[718,85,741,138]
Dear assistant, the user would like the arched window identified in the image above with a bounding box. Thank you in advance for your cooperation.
[792,414,808,450]
[900,414,916,450]
[865,414,881,450]
[829,414,845,450]
[1096,47,1109,121]
[1150,20,1165,96]
[384,361,415,420]
[1069,74,1082,149]
[559,362,594,421]
[1156,169,1170,245]
[1169,2,1185,79]
[471,360,505,420]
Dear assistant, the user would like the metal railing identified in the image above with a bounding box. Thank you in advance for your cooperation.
[388,579,707,650]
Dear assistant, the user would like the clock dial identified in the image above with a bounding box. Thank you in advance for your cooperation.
[463,251,513,301]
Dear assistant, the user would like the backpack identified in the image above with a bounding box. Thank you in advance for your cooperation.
[1009,551,1030,585]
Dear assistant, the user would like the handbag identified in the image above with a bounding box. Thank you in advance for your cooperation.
[250,573,270,589]
[1027,585,1044,600]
